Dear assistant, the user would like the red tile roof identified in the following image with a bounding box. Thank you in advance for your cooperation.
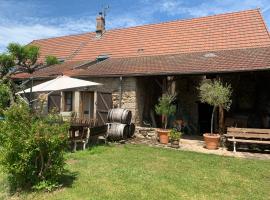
[31,33,93,62]
[32,9,270,62]
[15,46,270,79]
[14,60,88,79]
[14,9,270,79]
[68,46,270,77]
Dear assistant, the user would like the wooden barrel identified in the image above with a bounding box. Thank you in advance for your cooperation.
[107,123,129,140]
[127,123,135,138]
[107,108,132,124]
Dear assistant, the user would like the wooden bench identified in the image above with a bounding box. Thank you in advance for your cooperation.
[224,128,270,152]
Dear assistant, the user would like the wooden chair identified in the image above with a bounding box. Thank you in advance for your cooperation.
[69,127,90,151]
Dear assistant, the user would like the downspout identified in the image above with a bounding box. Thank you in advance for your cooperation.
[119,76,123,108]
[29,76,33,110]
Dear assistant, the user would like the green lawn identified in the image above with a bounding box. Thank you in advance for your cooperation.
[0,144,269,200]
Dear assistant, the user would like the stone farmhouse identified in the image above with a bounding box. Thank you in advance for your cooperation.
[15,9,270,134]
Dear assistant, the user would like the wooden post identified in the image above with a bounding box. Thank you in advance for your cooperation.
[60,91,65,112]
[161,77,167,127]
[93,91,97,121]
[233,136,236,153]
[74,91,81,116]
[79,92,83,118]
[219,105,225,134]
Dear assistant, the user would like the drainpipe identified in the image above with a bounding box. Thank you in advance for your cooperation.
[119,76,123,108]
[29,76,33,110]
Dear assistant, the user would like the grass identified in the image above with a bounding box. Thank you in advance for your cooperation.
[0,144,269,200]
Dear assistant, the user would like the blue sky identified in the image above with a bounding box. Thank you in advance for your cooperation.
[1,0,270,52]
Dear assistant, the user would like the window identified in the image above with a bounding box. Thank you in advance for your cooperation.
[64,92,73,111]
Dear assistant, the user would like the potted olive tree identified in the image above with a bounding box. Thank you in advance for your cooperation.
[170,128,182,148]
[198,79,232,149]
[155,94,176,144]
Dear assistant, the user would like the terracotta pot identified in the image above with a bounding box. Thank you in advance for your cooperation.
[203,133,220,150]
[171,139,180,148]
[157,129,169,144]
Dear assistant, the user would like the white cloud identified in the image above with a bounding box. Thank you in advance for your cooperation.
[0,0,148,52]
[0,20,91,52]
[155,0,270,29]
[0,15,146,52]
[157,0,268,17]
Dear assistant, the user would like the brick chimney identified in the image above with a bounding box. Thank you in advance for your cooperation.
[96,12,105,38]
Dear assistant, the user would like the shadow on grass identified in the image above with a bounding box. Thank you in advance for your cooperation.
[86,143,113,155]
[59,170,78,188]
[6,170,78,195]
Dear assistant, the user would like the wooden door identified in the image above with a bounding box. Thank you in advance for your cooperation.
[82,92,94,119]
[96,92,112,125]
[48,93,61,112]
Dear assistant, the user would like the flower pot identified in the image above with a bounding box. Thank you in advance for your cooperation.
[157,129,169,144]
[171,139,180,148]
[203,133,220,150]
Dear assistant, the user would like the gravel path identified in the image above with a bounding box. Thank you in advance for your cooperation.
[126,136,270,160]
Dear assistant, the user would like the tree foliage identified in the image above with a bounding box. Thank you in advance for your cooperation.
[0,103,70,191]
[155,94,176,129]
[45,55,60,66]
[0,43,58,105]
[198,79,232,134]
[198,79,232,111]
[0,43,40,78]
[0,54,15,76]
[0,82,10,114]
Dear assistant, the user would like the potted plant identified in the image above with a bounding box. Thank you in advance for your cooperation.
[198,79,232,150]
[155,94,176,144]
[170,128,182,148]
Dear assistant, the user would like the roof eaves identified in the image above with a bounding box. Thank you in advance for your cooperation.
[73,66,270,78]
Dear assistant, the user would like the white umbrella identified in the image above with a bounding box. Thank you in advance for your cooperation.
[17,75,101,94]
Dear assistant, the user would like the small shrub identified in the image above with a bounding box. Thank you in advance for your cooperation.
[170,128,182,140]
[0,103,69,191]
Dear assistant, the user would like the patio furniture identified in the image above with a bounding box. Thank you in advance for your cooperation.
[225,127,270,152]
[69,126,90,151]
[17,75,101,94]
[69,118,97,151]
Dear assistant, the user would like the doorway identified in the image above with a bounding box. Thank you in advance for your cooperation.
[198,103,213,135]
[81,92,94,119]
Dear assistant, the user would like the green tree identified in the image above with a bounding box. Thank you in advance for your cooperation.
[0,43,41,104]
[0,43,57,105]
[198,79,232,134]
